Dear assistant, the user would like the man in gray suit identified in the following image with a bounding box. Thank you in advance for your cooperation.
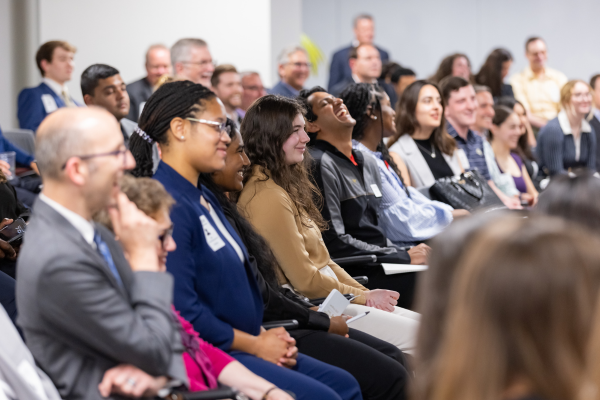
[81,64,139,147]
[16,107,188,399]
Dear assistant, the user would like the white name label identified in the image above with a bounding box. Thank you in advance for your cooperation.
[41,94,58,113]
[370,184,383,198]
[200,215,225,252]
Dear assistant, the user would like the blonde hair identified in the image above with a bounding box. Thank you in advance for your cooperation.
[560,80,593,110]
[423,216,600,400]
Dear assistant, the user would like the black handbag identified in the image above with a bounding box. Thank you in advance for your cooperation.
[429,170,504,212]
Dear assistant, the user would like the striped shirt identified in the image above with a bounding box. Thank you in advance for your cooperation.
[353,141,454,246]
[447,123,491,180]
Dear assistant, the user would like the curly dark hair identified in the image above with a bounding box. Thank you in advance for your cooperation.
[129,80,216,177]
[241,95,327,230]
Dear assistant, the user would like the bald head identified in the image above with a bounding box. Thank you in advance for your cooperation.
[36,107,121,180]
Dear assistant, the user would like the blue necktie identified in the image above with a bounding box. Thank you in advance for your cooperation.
[93,231,123,287]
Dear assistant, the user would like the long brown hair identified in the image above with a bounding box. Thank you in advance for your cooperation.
[389,80,457,156]
[240,95,326,230]
[429,53,472,84]
[422,216,600,400]
[475,48,513,98]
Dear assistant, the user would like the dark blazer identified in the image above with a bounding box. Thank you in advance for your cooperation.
[154,162,264,351]
[126,78,154,122]
[17,83,80,132]
[591,115,600,172]
[331,78,398,108]
[328,44,390,92]
[268,81,300,98]
[16,198,187,400]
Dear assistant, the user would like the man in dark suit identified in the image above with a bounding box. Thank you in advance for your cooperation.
[330,44,397,107]
[126,44,171,122]
[590,74,600,171]
[269,46,310,98]
[328,14,389,92]
[17,41,81,132]
[16,107,188,400]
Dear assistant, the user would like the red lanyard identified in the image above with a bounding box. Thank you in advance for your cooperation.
[349,154,358,166]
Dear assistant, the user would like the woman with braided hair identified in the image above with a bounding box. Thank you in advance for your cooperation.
[129,80,362,400]
[340,83,468,246]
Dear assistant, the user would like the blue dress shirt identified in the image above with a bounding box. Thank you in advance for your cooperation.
[353,141,453,246]
[447,123,491,180]
[268,81,300,98]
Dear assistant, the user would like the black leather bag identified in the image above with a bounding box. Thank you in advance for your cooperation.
[429,170,504,212]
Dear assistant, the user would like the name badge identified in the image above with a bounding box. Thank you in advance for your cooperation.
[476,148,483,156]
[41,94,58,113]
[370,184,383,198]
[200,215,225,252]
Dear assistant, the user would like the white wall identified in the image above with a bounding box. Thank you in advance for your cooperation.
[302,0,600,89]
[38,0,274,104]
[0,0,15,129]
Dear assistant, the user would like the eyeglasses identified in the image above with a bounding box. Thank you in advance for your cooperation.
[181,60,217,68]
[186,118,230,137]
[287,62,311,69]
[61,148,129,170]
[159,224,174,249]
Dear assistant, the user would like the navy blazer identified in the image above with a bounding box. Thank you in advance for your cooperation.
[328,44,390,92]
[17,83,80,132]
[154,162,264,351]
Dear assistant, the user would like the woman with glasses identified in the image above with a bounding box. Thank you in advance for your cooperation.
[129,80,362,400]
[537,80,597,176]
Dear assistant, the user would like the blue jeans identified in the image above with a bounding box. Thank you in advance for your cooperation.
[231,351,362,400]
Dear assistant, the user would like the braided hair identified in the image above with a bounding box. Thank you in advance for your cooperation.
[339,83,409,195]
[129,80,216,177]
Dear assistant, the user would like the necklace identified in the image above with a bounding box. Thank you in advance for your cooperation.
[415,140,436,158]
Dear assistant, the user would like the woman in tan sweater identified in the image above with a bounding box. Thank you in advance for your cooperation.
[237,95,419,353]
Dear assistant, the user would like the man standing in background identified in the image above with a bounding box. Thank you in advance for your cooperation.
[328,14,390,92]
[510,37,567,130]
[126,44,171,122]
[18,41,80,132]
[171,38,215,88]
[269,46,310,98]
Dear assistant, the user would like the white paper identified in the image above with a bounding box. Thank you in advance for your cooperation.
[199,215,226,252]
[41,94,58,113]
[318,289,350,317]
[381,263,428,275]
[370,184,382,198]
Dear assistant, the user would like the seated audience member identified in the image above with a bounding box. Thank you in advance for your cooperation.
[0,168,28,280]
[429,53,472,84]
[96,175,294,400]
[537,80,596,176]
[211,64,244,126]
[590,74,600,170]
[440,76,521,208]
[171,38,215,87]
[16,107,188,400]
[380,61,401,84]
[18,41,80,132]
[328,14,389,92]
[200,119,411,400]
[126,44,171,122]
[240,71,267,113]
[388,80,468,190]
[489,105,539,205]
[390,67,417,99]
[269,46,310,98]
[129,81,362,400]
[330,44,397,107]
[81,64,138,146]
[510,37,568,129]
[475,48,514,100]
[415,215,600,400]
[237,94,420,351]
[340,83,467,246]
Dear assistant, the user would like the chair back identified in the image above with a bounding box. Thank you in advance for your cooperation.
[3,129,35,155]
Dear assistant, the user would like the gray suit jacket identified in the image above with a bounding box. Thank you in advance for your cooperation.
[16,198,188,400]
[0,306,61,400]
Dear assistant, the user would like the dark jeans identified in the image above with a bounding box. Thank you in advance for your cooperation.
[0,270,17,326]
[294,328,409,400]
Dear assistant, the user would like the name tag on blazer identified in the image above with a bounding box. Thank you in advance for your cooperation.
[200,215,225,252]
[41,94,58,113]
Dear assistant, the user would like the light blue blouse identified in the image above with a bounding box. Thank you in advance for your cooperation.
[353,140,454,246]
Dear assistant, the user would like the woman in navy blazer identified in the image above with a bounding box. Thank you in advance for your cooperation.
[129,80,362,400]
